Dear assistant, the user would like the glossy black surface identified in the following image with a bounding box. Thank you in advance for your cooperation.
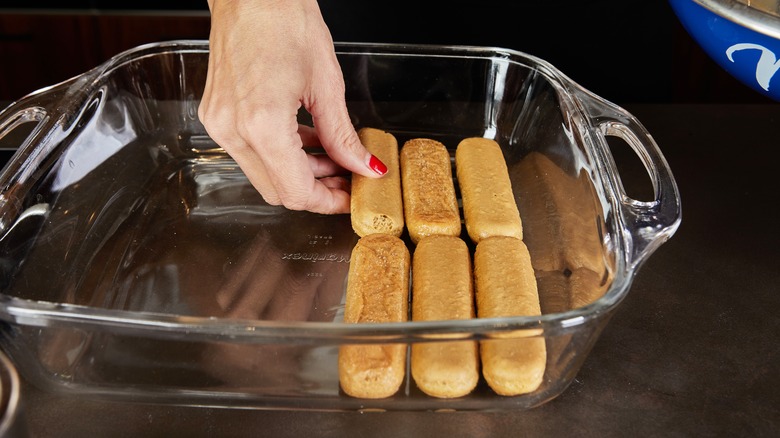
[1,103,778,437]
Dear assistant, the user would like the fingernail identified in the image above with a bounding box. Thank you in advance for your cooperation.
[368,154,387,175]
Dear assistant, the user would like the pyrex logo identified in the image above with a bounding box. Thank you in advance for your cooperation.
[726,43,780,92]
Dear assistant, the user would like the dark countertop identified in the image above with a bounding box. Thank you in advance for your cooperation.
[2,103,779,437]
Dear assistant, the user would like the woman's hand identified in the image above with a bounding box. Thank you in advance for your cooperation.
[199,0,386,214]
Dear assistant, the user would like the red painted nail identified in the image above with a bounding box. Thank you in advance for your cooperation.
[368,155,387,175]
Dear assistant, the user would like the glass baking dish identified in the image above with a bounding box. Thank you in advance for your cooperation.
[0,41,681,411]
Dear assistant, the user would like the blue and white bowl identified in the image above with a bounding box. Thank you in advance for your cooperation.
[670,0,780,101]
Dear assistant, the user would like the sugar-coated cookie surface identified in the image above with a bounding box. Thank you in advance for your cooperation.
[410,235,479,398]
[400,138,461,244]
[350,128,404,237]
[474,236,540,318]
[455,137,523,243]
[473,236,546,396]
[338,233,410,399]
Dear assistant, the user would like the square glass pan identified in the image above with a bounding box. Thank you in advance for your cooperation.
[0,41,680,411]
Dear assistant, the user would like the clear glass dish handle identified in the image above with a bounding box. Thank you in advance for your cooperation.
[0,77,85,232]
[0,78,82,166]
[577,91,683,270]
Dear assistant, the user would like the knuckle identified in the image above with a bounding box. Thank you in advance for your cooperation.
[328,122,360,153]
[260,192,282,207]
[198,105,232,142]
[279,193,310,212]
[275,183,317,212]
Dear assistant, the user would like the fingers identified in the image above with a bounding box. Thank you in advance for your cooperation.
[298,124,321,147]
[199,0,374,215]
[318,176,350,192]
[201,100,351,213]
[234,124,352,214]
[306,153,349,178]
[297,17,387,181]
[305,71,388,180]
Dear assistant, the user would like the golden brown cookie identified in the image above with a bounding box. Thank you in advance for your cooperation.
[455,137,523,243]
[400,138,461,244]
[350,128,404,237]
[338,233,410,398]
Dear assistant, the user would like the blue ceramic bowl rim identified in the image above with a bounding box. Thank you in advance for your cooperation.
[694,0,780,39]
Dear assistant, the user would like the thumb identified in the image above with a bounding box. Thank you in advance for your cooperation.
[307,84,387,179]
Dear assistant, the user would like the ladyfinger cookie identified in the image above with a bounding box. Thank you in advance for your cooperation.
[350,128,404,237]
[535,267,607,314]
[513,151,608,274]
[473,236,546,396]
[338,233,410,399]
[400,138,461,244]
[410,235,479,398]
[455,137,523,243]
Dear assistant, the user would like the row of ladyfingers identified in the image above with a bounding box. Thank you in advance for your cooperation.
[339,128,545,399]
[349,128,525,245]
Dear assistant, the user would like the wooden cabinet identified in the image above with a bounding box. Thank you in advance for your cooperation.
[0,6,772,103]
[0,11,210,100]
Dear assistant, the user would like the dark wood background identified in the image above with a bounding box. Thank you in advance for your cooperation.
[0,1,774,104]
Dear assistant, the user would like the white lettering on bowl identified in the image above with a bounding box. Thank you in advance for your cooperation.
[726,43,780,91]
